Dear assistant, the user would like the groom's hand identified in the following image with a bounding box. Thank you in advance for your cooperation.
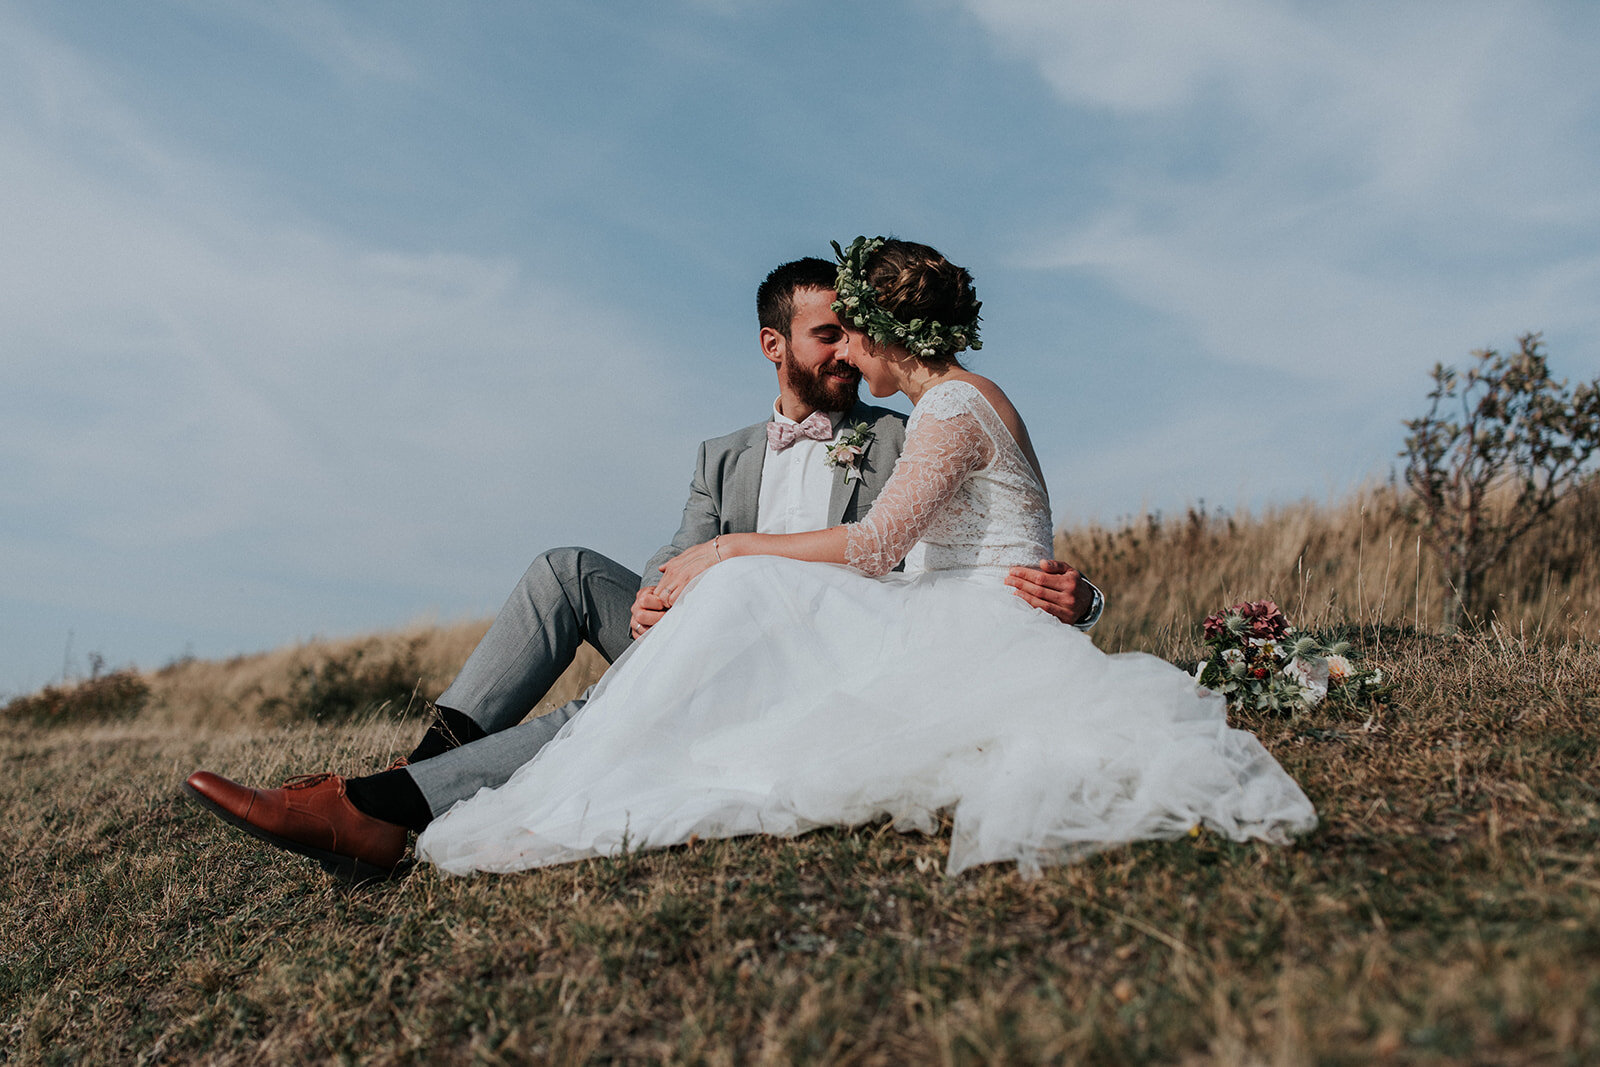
[630,587,670,639]
[1005,559,1091,625]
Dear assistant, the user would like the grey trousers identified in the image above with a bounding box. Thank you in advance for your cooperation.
[406,546,640,817]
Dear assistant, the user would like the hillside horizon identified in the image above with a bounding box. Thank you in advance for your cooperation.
[9,478,1595,728]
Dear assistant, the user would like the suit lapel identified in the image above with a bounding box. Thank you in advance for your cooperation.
[724,423,769,534]
[826,465,854,526]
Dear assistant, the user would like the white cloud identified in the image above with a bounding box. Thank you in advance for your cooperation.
[964,0,1600,386]
[960,0,1310,115]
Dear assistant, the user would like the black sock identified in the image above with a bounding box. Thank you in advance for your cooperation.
[406,706,488,764]
[345,768,434,832]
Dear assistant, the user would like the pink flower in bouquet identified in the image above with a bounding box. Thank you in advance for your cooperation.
[1238,599,1289,640]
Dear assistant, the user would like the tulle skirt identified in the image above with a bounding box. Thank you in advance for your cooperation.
[416,556,1316,876]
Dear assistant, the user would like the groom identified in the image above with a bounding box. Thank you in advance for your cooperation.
[185,256,1103,879]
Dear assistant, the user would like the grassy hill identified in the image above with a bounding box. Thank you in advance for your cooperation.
[4,488,1599,1063]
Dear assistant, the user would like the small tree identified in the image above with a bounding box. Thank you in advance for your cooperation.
[1401,333,1600,628]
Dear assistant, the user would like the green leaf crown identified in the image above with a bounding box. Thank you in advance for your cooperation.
[830,236,982,361]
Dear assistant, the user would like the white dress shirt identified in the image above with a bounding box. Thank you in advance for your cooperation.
[756,403,841,535]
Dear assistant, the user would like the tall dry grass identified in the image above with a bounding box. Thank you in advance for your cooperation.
[1060,479,1600,658]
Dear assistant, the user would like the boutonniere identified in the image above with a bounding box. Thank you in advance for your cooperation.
[825,421,875,484]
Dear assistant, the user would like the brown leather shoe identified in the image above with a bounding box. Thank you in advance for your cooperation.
[184,770,409,881]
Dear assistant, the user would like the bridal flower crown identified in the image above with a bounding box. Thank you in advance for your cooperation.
[830,236,982,361]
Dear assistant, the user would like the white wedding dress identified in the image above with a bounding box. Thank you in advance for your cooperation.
[416,382,1316,876]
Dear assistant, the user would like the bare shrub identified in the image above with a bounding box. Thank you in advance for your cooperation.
[2,668,150,727]
[1401,333,1600,627]
[256,636,430,723]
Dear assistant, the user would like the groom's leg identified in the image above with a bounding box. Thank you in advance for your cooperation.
[434,546,639,734]
[342,547,637,832]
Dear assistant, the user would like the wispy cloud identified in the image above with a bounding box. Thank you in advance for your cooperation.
[171,0,417,83]
[0,10,706,688]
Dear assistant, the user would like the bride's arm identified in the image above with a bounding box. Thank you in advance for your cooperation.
[656,410,991,603]
[653,526,845,604]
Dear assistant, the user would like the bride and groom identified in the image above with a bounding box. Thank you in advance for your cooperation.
[186,239,1314,879]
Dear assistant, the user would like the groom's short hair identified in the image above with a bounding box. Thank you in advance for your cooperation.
[757,258,838,339]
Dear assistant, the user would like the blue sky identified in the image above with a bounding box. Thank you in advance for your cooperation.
[4,0,1598,696]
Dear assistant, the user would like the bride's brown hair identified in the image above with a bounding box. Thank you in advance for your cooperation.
[862,240,980,364]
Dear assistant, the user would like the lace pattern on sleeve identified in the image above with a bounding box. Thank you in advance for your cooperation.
[844,396,995,576]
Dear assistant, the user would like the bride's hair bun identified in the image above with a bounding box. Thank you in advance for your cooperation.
[864,240,980,360]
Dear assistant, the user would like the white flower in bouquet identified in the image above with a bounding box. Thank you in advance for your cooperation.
[1284,657,1329,706]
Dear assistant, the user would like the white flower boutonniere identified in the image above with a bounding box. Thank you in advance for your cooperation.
[825,421,875,484]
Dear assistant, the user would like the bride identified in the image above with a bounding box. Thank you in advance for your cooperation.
[415,237,1316,876]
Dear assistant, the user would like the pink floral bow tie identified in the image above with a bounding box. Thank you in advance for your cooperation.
[766,411,835,452]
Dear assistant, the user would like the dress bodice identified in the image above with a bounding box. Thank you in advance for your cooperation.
[845,381,1054,575]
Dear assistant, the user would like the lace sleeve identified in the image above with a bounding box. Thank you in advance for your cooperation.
[844,403,994,576]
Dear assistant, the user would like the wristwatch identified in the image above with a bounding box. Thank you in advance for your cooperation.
[1073,582,1104,632]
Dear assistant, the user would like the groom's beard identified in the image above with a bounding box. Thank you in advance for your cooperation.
[785,357,860,413]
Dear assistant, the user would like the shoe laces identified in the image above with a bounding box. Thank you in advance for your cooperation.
[282,773,341,791]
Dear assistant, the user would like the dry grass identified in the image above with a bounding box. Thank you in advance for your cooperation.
[5,491,1600,1062]
[136,621,607,732]
[4,629,1599,1063]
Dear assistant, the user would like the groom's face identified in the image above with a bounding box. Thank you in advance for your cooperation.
[765,287,860,418]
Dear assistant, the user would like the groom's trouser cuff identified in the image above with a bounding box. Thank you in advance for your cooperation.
[408,691,592,817]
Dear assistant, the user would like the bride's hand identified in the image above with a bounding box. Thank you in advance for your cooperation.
[656,537,724,606]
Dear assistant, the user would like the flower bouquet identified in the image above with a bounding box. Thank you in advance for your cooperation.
[1195,600,1383,715]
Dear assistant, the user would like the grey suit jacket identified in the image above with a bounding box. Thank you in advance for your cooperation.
[640,401,910,586]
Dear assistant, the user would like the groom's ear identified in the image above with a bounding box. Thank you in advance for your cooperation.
[759,327,786,367]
